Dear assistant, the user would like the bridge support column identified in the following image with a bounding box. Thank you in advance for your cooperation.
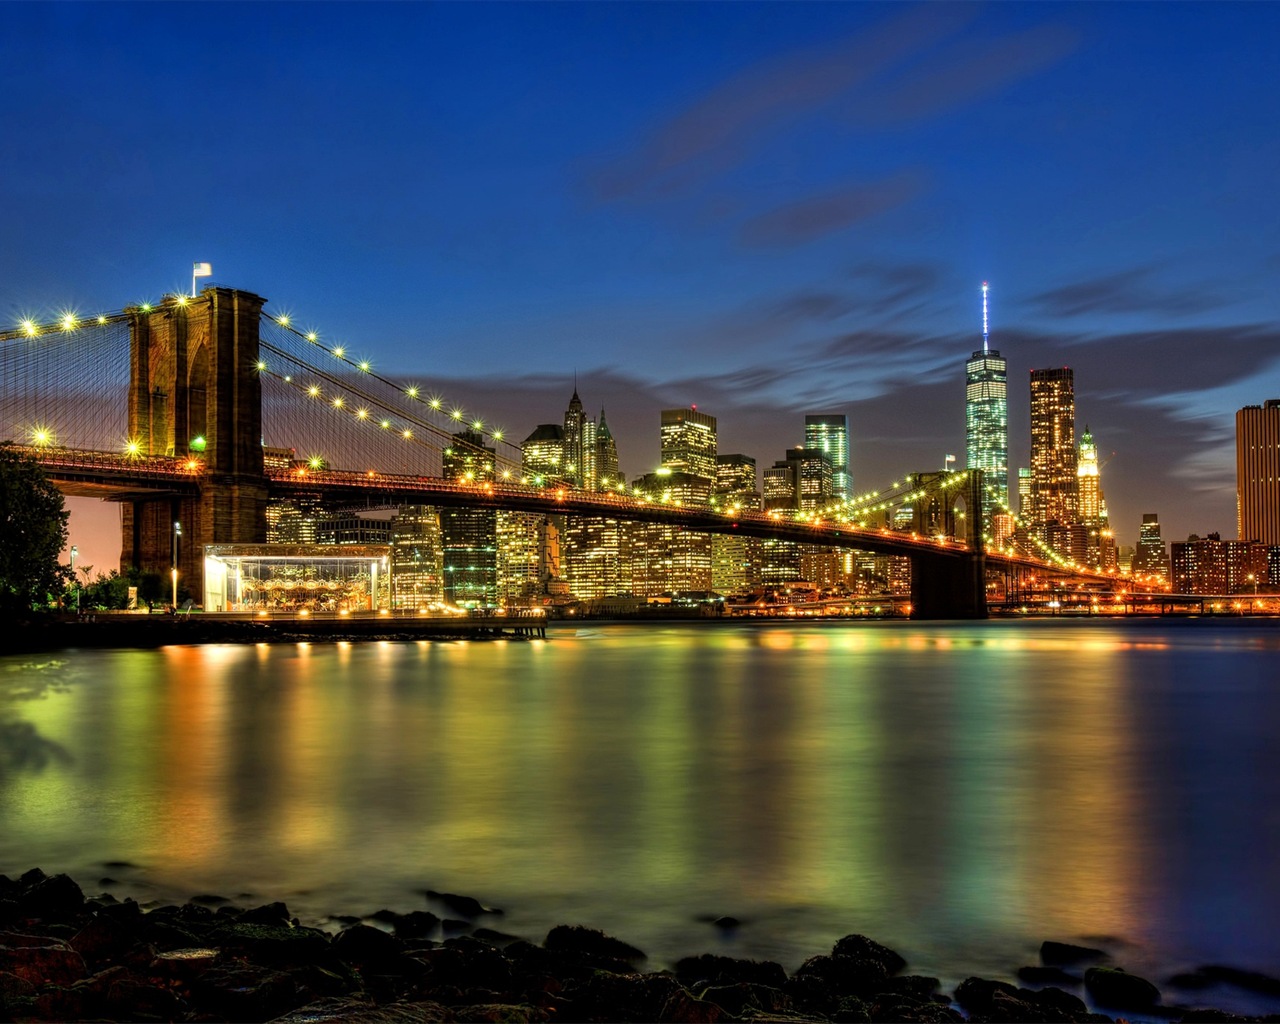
[909,552,988,619]
[123,288,269,603]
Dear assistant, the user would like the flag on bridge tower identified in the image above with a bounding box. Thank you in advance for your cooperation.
[192,262,212,297]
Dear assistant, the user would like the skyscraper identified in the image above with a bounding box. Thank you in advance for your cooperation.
[660,406,717,483]
[804,415,850,499]
[1077,426,1102,523]
[1133,513,1169,581]
[441,429,496,606]
[1029,367,1077,531]
[596,408,620,489]
[562,387,589,489]
[1237,400,1280,545]
[965,283,1009,514]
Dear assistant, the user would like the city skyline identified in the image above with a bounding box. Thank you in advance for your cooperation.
[4,3,1278,569]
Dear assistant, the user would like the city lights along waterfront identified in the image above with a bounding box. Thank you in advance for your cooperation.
[4,622,1280,1020]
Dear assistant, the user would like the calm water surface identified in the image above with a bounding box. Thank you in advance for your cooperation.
[2,620,1279,1015]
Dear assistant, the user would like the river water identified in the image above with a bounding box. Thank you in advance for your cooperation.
[2,620,1278,1016]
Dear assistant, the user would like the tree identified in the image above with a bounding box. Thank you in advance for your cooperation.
[0,444,71,612]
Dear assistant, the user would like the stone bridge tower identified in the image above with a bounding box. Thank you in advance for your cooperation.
[120,288,268,601]
[909,469,987,619]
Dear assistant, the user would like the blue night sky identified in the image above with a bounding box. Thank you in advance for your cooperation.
[3,2,1278,567]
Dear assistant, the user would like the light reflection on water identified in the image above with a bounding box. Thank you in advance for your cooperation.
[2,621,1279,1015]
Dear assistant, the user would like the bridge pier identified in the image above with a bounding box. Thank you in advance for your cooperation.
[907,468,987,619]
[909,552,988,619]
[122,289,269,600]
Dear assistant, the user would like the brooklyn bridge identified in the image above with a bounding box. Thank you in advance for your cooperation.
[1,286,1134,618]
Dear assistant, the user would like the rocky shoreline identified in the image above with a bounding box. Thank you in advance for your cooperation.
[1,868,1276,1023]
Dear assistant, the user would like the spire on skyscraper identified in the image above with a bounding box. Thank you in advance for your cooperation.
[982,281,990,355]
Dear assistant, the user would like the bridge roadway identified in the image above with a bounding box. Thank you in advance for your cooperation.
[27,446,1131,615]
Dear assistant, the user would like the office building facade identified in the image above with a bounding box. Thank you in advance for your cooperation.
[1237,400,1280,545]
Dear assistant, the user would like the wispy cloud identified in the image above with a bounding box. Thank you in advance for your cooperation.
[587,5,975,204]
[738,173,924,247]
[1031,266,1230,317]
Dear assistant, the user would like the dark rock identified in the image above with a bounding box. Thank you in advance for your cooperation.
[1019,965,1083,986]
[101,861,136,869]
[96,898,143,924]
[1029,985,1089,1015]
[192,961,304,1020]
[699,982,764,1016]
[98,877,118,887]
[149,946,220,980]
[953,976,1021,1014]
[0,969,37,1000]
[544,924,645,962]
[1042,940,1108,966]
[393,910,442,940]
[876,975,941,1000]
[783,972,839,1017]
[867,993,964,1022]
[712,916,741,930]
[267,996,455,1023]
[367,908,403,924]
[562,971,681,1022]
[675,953,788,989]
[207,921,334,967]
[18,868,47,888]
[332,923,407,967]
[0,943,88,986]
[1195,965,1280,996]
[794,953,890,996]
[454,1003,549,1022]
[425,890,502,918]
[472,927,522,946]
[1084,966,1161,1010]
[659,987,729,1023]
[831,995,872,1023]
[70,913,137,964]
[832,934,908,977]
[19,872,84,919]
[103,972,187,1019]
[190,893,231,905]
[443,918,473,935]
[240,901,294,926]
[419,937,514,994]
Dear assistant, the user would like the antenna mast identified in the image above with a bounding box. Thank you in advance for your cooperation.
[982,281,990,355]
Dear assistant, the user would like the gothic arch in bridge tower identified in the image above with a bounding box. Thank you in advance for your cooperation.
[187,339,209,450]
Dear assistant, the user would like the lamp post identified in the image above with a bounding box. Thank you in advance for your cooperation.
[70,545,79,612]
[172,521,182,610]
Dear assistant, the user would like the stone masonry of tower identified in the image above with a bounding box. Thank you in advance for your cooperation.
[121,288,269,600]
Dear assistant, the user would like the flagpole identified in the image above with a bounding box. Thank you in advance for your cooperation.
[192,267,196,299]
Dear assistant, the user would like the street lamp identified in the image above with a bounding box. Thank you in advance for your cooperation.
[70,545,79,612]
[172,521,182,610]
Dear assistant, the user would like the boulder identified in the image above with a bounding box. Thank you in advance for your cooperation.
[267,996,454,1023]
[393,910,442,941]
[239,901,293,926]
[425,890,502,918]
[561,970,680,1023]
[659,987,729,1023]
[675,953,787,989]
[1041,940,1107,965]
[332,923,408,969]
[1084,966,1161,1010]
[953,976,1021,1014]
[1019,965,1082,986]
[831,934,908,977]
[544,924,645,962]
[0,943,88,986]
[1194,965,1280,996]
[18,873,85,920]
[794,953,890,996]
[452,1003,550,1022]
